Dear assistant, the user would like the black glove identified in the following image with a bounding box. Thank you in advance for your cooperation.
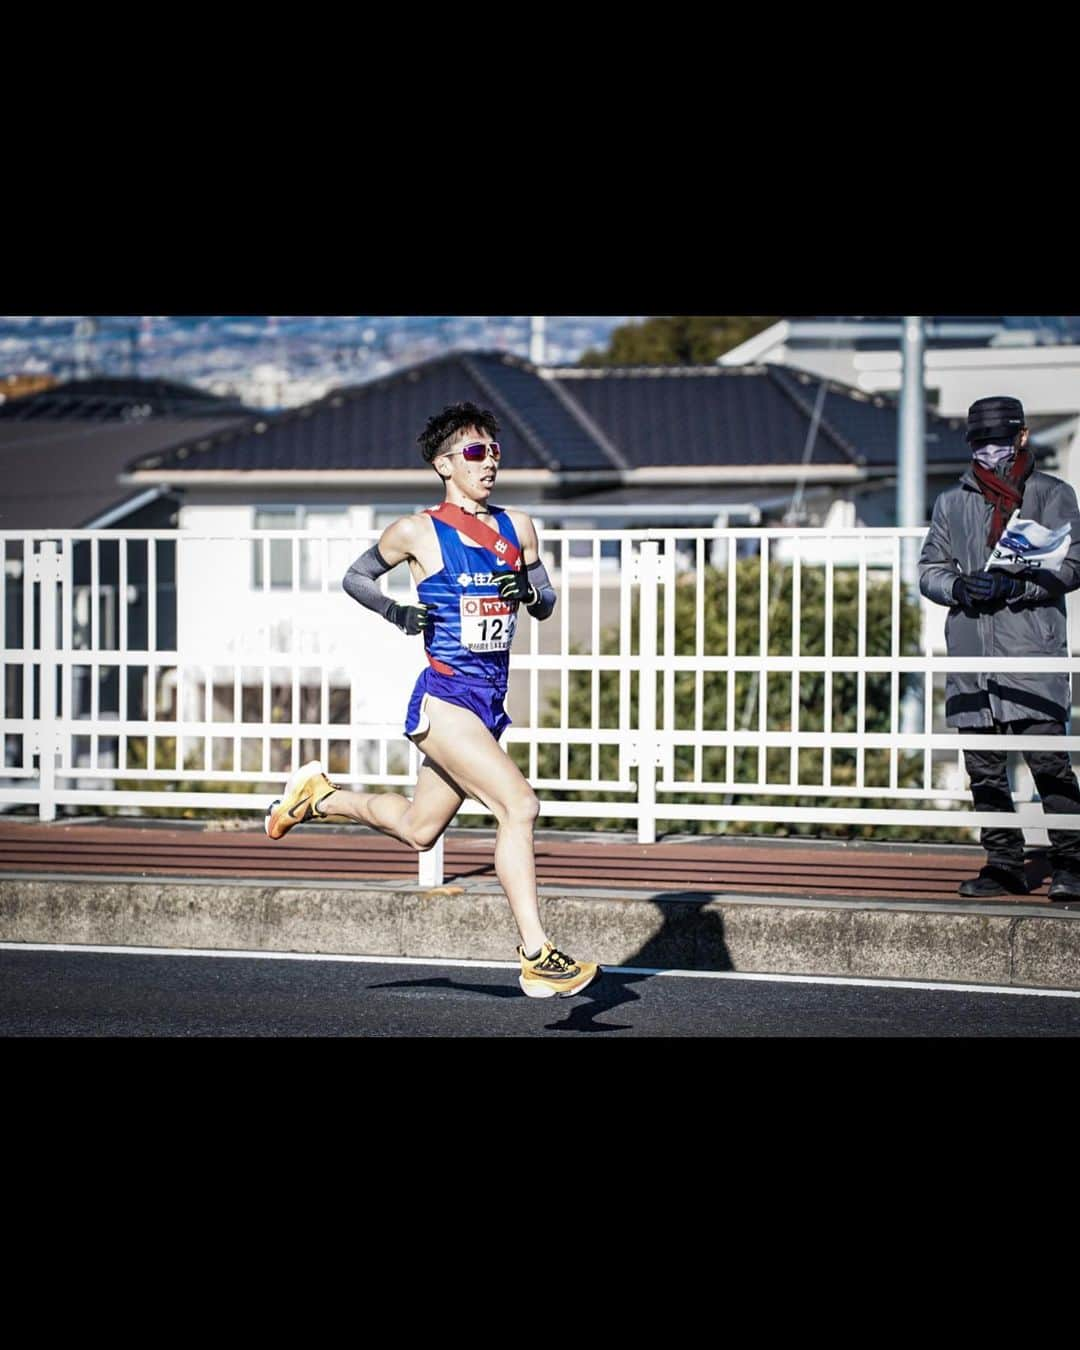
[387,602,432,635]
[494,569,538,606]
[953,571,1025,608]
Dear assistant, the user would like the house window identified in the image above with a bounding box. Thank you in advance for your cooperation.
[252,506,352,590]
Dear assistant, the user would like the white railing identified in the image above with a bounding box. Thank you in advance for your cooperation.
[4,526,1080,887]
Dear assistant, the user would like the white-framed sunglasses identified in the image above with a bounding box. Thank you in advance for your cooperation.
[446,441,501,463]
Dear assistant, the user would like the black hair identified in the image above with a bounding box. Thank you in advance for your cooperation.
[417,401,500,463]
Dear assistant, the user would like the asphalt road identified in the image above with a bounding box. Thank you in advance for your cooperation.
[2,946,1080,1037]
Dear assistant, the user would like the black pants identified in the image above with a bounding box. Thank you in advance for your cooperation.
[963,719,1080,871]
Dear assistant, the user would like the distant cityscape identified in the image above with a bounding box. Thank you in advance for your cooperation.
[0,316,643,410]
[4,315,1079,415]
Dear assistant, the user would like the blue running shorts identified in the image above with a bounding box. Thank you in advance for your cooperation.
[404,668,512,742]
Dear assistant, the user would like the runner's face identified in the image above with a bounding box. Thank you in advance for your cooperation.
[437,427,499,501]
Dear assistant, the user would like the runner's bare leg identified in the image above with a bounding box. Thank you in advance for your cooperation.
[321,698,548,954]
[411,699,547,953]
[320,758,464,851]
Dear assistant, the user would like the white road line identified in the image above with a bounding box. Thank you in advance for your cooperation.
[2,941,1079,999]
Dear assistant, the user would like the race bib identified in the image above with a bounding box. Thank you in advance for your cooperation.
[460,596,516,652]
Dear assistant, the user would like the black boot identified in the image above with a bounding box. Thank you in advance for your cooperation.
[958,864,1029,897]
[1047,869,1080,901]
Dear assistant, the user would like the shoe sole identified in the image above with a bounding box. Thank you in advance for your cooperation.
[265,760,324,840]
[518,967,600,999]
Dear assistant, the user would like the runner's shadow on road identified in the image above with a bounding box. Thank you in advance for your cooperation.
[368,895,733,1033]
[542,893,734,1032]
[541,970,650,1032]
[367,976,521,999]
[365,969,652,1032]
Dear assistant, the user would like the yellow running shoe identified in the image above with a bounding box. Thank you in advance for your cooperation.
[265,760,340,840]
[518,942,599,998]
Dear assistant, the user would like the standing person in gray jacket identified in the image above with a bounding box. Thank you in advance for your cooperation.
[919,395,1080,899]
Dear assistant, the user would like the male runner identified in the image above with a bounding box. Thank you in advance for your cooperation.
[264,401,598,999]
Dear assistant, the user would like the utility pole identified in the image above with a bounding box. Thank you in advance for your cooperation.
[897,315,926,536]
[897,315,926,734]
[74,316,97,380]
[530,315,546,365]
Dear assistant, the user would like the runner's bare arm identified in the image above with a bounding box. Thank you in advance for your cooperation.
[505,509,541,566]
[375,514,425,568]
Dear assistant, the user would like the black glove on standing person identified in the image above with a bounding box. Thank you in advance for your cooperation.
[953,571,1025,608]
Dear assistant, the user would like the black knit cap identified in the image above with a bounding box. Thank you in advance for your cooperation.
[966,395,1026,445]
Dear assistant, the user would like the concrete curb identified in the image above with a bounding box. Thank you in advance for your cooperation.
[3,876,1080,991]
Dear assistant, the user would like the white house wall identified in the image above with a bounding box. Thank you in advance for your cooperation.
[850,346,1080,418]
[173,502,628,747]
[176,503,427,747]
[729,342,1080,422]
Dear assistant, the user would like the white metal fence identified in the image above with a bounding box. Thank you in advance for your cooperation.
[4,526,1080,885]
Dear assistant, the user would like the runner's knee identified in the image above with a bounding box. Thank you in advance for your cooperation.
[400,820,445,851]
[493,788,539,829]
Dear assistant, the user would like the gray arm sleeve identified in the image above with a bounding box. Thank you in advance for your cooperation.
[526,557,556,620]
[918,497,961,607]
[342,545,399,623]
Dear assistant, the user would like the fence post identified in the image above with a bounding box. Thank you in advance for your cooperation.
[31,540,60,822]
[418,834,445,887]
[636,540,660,845]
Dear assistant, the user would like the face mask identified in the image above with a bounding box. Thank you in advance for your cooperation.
[972,442,1016,472]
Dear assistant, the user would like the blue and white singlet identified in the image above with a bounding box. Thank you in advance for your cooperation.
[417,507,522,686]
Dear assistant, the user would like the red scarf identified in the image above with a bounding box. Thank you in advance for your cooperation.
[972,448,1033,546]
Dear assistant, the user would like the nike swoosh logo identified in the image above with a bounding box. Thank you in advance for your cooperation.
[286,794,312,819]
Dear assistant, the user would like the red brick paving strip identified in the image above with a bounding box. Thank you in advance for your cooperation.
[0,819,1055,903]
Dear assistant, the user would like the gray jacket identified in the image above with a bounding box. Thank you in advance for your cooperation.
[919,467,1080,727]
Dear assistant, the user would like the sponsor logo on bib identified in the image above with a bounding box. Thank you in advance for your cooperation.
[459,596,515,651]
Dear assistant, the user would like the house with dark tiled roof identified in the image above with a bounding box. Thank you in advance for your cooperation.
[119,350,994,533]
[0,376,254,530]
[547,361,988,528]
[0,378,257,730]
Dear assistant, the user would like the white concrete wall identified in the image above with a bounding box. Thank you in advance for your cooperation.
[851,346,1080,418]
[734,343,1080,421]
